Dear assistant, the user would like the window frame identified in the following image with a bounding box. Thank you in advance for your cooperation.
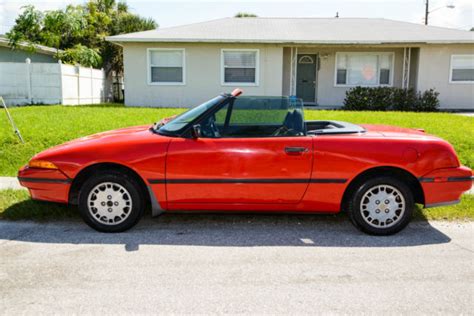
[449,54,474,84]
[147,48,186,86]
[334,52,395,88]
[221,48,260,87]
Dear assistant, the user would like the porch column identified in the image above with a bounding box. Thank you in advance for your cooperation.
[402,47,411,89]
[289,47,298,96]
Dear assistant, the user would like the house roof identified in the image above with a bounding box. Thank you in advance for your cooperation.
[106,17,474,45]
[0,36,60,55]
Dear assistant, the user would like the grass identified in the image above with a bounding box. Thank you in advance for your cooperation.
[0,189,472,221]
[1,103,472,176]
[0,189,77,221]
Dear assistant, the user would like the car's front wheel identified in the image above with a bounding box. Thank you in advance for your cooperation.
[347,177,414,235]
[78,171,145,232]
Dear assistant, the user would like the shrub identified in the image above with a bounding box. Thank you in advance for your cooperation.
[343,87,439,112]
[413,89,440,112]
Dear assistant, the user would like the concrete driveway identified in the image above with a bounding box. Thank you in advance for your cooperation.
[0,215,473,314]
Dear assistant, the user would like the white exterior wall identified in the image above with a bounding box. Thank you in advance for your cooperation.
[0,61,106,106]
[416,44,474,110]
[123,43,283,107]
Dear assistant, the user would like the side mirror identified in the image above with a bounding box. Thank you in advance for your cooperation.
[191,124,201,138]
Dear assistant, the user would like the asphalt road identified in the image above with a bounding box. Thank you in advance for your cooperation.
[0,215,473,314]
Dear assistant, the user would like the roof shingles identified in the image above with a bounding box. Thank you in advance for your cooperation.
[107,17,474,44]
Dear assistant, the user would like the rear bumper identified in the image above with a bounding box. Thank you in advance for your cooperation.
[420,166,473,208]
[18,165,71,203]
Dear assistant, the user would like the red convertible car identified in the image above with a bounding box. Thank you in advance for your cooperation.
[19,89,472,235]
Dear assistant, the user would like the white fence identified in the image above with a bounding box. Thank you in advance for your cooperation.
[0,59,107,106]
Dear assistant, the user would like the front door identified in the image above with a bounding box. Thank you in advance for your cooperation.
[165,137,313,205]
[296,54,317,103]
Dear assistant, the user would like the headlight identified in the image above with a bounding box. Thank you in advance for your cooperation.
[28,160,58,169]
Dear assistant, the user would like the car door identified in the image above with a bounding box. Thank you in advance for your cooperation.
[165,96,313,205]
[165,136,313,204]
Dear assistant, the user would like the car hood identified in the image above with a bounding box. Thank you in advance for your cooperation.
[32,125,166,160]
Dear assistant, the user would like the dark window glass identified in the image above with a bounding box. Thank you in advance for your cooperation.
[151,67,183,83]
[379,69,390,85]
[452,69,474,81]
[201,97,305,138]
[224,68,256,83]
[336,69,347,84]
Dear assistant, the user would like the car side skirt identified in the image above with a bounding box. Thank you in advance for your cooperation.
[424,199,460,209]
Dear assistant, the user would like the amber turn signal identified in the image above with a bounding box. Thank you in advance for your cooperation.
[28,160,58,170]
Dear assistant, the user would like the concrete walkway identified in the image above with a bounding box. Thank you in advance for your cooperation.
[0,177,23,190]
[455,112,474,117]
[1,176,472,194]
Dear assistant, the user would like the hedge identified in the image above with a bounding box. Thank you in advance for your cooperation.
[343,87,439,112]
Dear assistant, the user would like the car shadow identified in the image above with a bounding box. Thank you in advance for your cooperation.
[0,200,451,249]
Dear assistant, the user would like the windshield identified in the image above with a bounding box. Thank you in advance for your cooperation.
[157,95,226,135]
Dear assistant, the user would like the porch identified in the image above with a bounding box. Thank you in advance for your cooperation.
[282,46,419,106]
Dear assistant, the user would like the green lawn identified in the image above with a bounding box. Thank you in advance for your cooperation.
[1,103,473,176]
[1,189,472,221]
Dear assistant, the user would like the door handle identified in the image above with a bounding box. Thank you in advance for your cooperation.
[285,147,308,154]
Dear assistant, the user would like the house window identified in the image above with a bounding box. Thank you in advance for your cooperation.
[222,49,259,85]
[335,52,394,86]
[148,49,185,84]
[450,55,474,83]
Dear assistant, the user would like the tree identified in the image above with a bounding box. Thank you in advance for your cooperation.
[234,12,258,18]
[6,1,157,76]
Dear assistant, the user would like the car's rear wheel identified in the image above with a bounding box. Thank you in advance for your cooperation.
[347,177,414,235]
[78,171,144,232]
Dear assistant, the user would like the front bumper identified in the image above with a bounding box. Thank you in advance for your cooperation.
[18,165,71,203]
[420,166,473,208]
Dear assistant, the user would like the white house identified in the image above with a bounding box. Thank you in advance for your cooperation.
[107,17,474,110]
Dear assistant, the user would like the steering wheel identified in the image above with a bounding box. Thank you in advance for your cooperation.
[272,125,303,137]
[201,115,220,138]
[272,125,290,136]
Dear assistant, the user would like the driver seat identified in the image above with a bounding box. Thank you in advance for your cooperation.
[282,110,304,135]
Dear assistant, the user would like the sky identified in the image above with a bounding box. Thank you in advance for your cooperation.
[0,0,473,35]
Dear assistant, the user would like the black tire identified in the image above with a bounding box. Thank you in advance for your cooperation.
[347,176,414,235]
[78,171,145,232]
